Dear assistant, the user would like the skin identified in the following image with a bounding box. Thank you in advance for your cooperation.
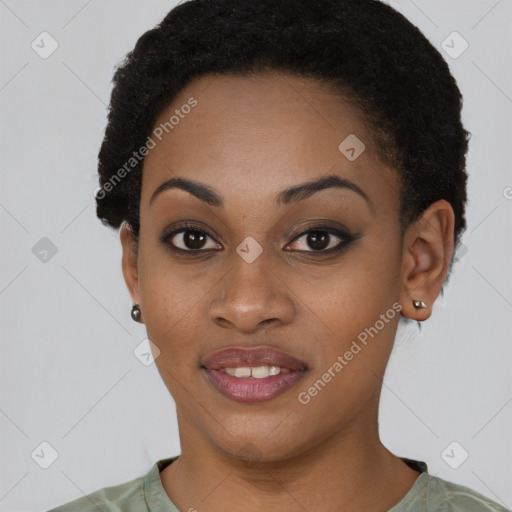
[120,71,454,511]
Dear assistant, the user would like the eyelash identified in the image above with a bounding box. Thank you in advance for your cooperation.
[160,222,356,256]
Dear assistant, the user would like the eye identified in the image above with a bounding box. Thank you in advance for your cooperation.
[286,225,354,254]
[161,222,356,255]
[162,223,221,252]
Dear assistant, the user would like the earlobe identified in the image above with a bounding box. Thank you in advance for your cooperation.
[399,200,455,321]
[120,222,142,310]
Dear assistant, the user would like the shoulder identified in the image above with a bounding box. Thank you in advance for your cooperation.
[46,473,145,512]
[46,457,178,512]
[412,473,510,512]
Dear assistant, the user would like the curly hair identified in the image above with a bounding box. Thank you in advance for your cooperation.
[96,0,470,257]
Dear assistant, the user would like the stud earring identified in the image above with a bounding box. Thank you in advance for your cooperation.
[131,304,142,322]
[412,300,427,309]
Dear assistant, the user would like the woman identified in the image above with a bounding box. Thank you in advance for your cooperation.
[49,0,509,510]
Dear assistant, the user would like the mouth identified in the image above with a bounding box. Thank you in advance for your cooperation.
[201,347,308,404]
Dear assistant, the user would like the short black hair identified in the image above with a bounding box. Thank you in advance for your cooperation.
[96,0,469,259]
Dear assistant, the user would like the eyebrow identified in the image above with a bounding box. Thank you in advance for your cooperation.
[149,174,370,208]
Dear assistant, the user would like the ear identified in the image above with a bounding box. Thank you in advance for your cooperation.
[399,199,455,321]
[120,222,143,322]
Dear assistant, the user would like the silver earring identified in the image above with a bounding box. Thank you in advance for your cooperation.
[131,304,142,322]
[412,300,427,309]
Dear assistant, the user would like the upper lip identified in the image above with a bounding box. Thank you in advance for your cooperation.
[201,346,307,371]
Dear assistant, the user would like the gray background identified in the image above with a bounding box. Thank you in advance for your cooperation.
[1,1,511,510]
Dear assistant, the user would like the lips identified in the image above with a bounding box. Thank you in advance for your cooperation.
[202,347,307,371]
[201,347,307,403]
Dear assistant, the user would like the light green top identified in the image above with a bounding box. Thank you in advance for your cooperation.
[47,456,510,511]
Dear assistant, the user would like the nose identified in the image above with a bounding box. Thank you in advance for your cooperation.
[208,251,295,334]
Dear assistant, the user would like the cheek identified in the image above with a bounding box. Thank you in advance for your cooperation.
[292,236,401,335]
[138,226,402,349]
[291,235,402,392]
[136,247,206,365]
[295,312,399,431]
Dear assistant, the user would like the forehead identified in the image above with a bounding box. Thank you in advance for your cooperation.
[141,71,399,212]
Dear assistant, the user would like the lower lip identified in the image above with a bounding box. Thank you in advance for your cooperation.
[204,368,306,403]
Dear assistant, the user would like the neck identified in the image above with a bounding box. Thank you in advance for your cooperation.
[160,405,421,511]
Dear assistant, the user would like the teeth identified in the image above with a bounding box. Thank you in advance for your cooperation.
[223,365,290,378]
[251,366,270,378]
[231,367,252,378]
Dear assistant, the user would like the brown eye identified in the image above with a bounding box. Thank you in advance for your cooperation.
[177,229,208,250]
[287,228,352,253]
[163,225,221,252]
[305,231,330,251]
[161,223,355,255]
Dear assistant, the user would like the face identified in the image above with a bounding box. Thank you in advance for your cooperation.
[123,71,412,462]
